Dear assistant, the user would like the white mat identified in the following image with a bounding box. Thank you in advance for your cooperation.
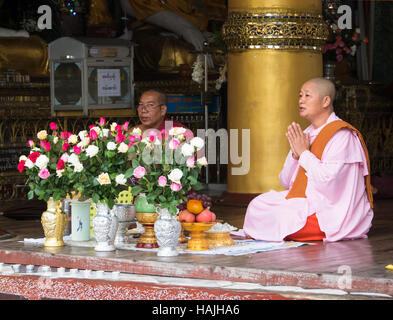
[23,236,310,256]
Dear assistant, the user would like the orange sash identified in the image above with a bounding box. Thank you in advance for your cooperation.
[285,120,373,241]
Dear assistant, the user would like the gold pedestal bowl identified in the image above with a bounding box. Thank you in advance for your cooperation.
[206,231,235,247]
[135,212,159,248]
[182,222,216,251]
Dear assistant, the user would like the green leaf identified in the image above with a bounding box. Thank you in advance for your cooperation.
[193,182,204,191]
[131,185,144,196]
[27,190,34,200]
[124,168,134,179]
[132,159,140,168]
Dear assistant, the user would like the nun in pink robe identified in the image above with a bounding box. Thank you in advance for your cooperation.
[232,112,374,242]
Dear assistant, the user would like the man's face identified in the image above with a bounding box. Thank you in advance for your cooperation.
[298,82,324,122]
[137,91,166,129]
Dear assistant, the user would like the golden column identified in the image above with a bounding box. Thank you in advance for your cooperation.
[223,0,328,195]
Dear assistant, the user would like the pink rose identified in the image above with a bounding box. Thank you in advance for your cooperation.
[122,121,129,131]
[73,145,82,155]
[115,124,122,132]
[89,129,98,140]
[41,141,51,151]
[158,176,167,187]
[60,131,71,140]
[168,138,180,150]
[186,157,195,168]
[336,54,343,62]
[38,168,50,179]
[60,153,69,162]
[49,122,57,130]
[184,130,194,140]
[170,182,182,192]
[116,133,125,143]
[28,140,35,148]
[133,166,146,179]
[62,142,70,151]
[99,117,106,126]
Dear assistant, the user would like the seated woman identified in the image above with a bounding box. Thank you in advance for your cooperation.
[233,78,374,242]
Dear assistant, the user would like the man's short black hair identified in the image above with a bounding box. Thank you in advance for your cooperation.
[141,89,167,105]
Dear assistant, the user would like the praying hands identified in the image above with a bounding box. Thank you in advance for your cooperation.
[285,122,310,160]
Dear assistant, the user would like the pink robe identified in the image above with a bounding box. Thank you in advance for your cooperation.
[233,112,374,242]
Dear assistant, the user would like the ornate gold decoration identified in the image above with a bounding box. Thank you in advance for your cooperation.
[135,212,159,248]
[41,197,66,247]
[182,222,216,251]
[222,8,329,52]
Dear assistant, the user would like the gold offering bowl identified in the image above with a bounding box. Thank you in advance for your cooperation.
[206,231,235,247]
[182,222,216,251]
[135,212,159,248]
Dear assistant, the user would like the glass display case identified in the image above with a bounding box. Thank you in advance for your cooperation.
[49,37,134,115]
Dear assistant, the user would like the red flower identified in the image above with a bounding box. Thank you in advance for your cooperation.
[41,141,51,151]
[89,129,98,140]
[49,122,57,130]
[60,131,71,140]
[57,159,65,170]
[17,160,25,172]
[28,152,40,163]
[62,143,70,151]
[73,145,82,154]
[115,133,125,143]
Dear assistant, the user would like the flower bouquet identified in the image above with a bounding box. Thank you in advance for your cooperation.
[129,126,207,215]
[68,118,136,210]
[18,121,78,246]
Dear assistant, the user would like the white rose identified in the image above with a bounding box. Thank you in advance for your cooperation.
[19,155,27,162]
[115,174,127,185]
[56,169,64,177]
[168,168,183,183]
[86,145,99,158]
[68,153,80,166]
[197,156,208,166]
[68,134,78,144]
[35,154,49,169]
[97,172,111,185]
[81,137,90,147]
[181,143,194,157]
[118,142,128,153]
[190,137,204,150]
[350,45,357,56]
[37,130,47,140]
[107,141,116,151]
[74,162,84,173]
[78,130,87,140]
[25,159,34,169]
[53,136,59,144]
[102,128,109,137]
[131,127,142,136]
[169,127,186,136]
[110,122,118,132]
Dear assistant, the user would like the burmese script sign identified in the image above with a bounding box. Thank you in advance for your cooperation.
[97,69,121,97]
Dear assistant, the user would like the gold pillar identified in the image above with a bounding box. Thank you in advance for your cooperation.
[223,0,328,194]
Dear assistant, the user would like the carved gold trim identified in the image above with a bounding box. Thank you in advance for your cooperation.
[222,8,329,52]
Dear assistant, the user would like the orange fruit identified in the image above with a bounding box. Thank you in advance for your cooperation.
[187,199,204,215]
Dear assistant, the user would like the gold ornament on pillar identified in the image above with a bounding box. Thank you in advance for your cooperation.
[222,8,329,52]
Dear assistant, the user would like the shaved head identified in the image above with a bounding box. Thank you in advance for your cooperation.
[305,77,336,106]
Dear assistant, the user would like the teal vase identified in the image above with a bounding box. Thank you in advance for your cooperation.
[134,194,156,213]
[70,200,91,241]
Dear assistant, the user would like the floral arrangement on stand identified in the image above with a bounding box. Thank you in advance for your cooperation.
[129,126,207,215]
[323,24,368,63]
[18,121,76,202]
[70,118,136,209]
[191,54,227,91]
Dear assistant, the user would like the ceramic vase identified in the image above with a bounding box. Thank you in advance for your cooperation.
[154,207,181,256]
[92,201,118,251]
[41,197,66,247]
[70,200,91,241]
